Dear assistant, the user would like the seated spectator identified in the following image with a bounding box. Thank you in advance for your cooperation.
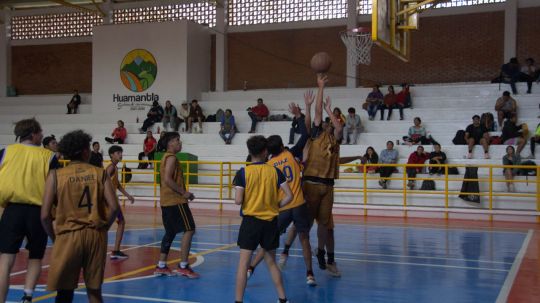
[106,120,127,144]
[66,89,81,114]
[429,143,446,175]
[179,101,190,132]
[288,103,305,144]
[219,109,236,145]
[465,115,490,159]
[247,98,269,133]
[396,83,412,110]
[495,91,517,127]
[188,99,205,133]
[501,114,527,156]
[156,132,167,153]
[364,85,383,121]
[406,145,430,189]
[480,112,497,132]
[361,146,378,173]
[503,145,521,192]
[520,58,539,94]
[138,131,157,169]
[89,141,103,167]
[333,107,346,127]
[529,123,540,159]
[403,117,429,145]
[343,107,362,145]
[501,57,521,94]
[140,101,164,133]
[378,141,398,189]
[380,85,402,120]
[162,100,179,132]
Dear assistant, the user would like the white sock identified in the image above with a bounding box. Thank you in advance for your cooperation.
[24,289,33,297]
[158,261,166,268]
[180,261,188,269]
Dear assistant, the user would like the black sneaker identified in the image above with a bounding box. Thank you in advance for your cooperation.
[21,295,32,303]
[110,250,129,260]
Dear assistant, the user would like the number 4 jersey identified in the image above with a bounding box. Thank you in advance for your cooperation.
[54,162,110,235]
[267,149,304,211]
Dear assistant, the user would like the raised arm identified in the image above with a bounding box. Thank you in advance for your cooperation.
[323,96,343,140]
[314,74,327,127]
[303,90,314,135]
[289,103,309,158]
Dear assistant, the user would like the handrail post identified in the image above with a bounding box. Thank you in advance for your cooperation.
[402,164,407,217]
[488,167,493,221]
[219,162,224,212]
[444,165,449,220]
[185,160,190,191]
[363,164,368,217]
[153,160,157,208]
[228,162,232,199]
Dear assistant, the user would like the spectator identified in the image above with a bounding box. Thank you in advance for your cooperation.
[138,131,157,168]
[406,145,430,189]
[343,107,361,145]
[162,100,178,132]
[501,57,521,94]
[333,107,346,128]
[428,143,447,175]
[520,58,539,94]
[361,146,379,173]
[288,105,305,144]
[465,115,490,159]
[105,120,127,144]
[380,85,402,120]
[503,145,521,192]
[501,114,527,156]
[396,83,412,110]
[379,141,399,189]
[480,112,497,132]
[156,132,167,153]
[89,141,103,167]
[495,91,517,127]
[403,117,428,145]
[219,109,236,145]
[188,99,204,133]
[364,86,383,121]
[179,101,190,132]
[140,101,164,133]
[247,98,269,133]
[66,89,81,114]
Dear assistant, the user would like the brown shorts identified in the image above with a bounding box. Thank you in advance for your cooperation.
[302,181,334,229]
[47,228,107,291]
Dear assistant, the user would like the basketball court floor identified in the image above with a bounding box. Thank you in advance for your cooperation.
[5,206,540,303]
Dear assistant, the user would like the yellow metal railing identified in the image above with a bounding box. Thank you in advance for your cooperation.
[59,160,540,220]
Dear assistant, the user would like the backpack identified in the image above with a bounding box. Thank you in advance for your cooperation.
[452,130,467,145]
[216,109,225,122]
[448,167,459,175]
[420,180,436,190]
[518,160,537,176]
[205,114,216,122]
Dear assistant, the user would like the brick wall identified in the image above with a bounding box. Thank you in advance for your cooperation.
[11,43,92,95]
[517,7,540,63]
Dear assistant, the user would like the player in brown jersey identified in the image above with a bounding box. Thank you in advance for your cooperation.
[153,132,199,278]
[41,130,119,303]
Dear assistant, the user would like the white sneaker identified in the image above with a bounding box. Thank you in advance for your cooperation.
[247,267,253,280]
[326,262,341,277]
[306,275,317,286]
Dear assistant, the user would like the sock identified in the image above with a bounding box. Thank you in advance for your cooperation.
[327,252,335,264]
[279,298,288,303]
[180,261,188,269]
[23,289,33,297]
[317,248,325,256]
[283,244,291,255]
[158,261,166,268]
[306,270,314,276]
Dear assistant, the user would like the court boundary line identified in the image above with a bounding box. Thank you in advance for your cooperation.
[495,229,534,303]
[73,291,198,303]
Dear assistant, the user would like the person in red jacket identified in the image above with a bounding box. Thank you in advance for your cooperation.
[247,98,269,133]
[396,83,412,112]
[406,145,429,189]
[105,120,127,144]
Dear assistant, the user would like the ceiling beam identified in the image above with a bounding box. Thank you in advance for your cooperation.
[49,0,103,16]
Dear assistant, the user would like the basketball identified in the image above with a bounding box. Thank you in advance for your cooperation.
[310,52,332,74]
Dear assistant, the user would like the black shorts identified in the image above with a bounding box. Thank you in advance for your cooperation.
[0,203,48,259]
[278,203,310,234]
[237,216,279,251]
[161,203,196,234]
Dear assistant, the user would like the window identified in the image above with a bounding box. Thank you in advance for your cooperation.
[113,2,216,27]
[358,0,506,15]
[10,12,103,40]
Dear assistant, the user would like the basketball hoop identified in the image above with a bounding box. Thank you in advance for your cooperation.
[340,27,373,65]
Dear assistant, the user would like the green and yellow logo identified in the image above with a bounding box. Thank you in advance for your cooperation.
[120,49,157,92]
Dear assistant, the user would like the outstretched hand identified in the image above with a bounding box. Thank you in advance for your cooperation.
[303,90,315,107]
[323,96,332,114]
[317,74,328,88]
[288,102,301,116]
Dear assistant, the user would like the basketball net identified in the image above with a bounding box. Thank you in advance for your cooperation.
[340,27,373,65]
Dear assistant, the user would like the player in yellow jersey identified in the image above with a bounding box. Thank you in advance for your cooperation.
[234,135,293,303]
[41,130,119,303]
[0,118,59,303]
[105,145,135,259]
[247,94,317,286]
[154,132,199,278]
[303,74,343,277]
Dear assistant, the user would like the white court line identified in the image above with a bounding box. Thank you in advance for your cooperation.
[73,291,198,303]
[495,229,534,303]
[334,222,530,234]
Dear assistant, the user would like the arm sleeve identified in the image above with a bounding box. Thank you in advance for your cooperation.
[275,168,286,188]
[233,168,245,188]
[49,155,61,169]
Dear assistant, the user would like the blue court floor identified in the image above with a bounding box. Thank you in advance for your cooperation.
[7,223,529,303]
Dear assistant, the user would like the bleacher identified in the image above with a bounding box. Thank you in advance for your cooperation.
[0,82,538,220]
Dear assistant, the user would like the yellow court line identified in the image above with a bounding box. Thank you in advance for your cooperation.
[32,242,237,302]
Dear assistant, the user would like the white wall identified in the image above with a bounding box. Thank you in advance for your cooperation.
[186,22,211,102]
[92,20,210,114]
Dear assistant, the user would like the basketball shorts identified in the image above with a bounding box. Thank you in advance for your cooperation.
[278,203,310,234]
[47,228,107,291]
[161,203,196,234]
[237,216,279,251]
[116,208,125,223]
[0,203,48,259]
[302,181,335,229]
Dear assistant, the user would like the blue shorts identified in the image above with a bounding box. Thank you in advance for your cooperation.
[116,209,124,223]
[278,203,310,234]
